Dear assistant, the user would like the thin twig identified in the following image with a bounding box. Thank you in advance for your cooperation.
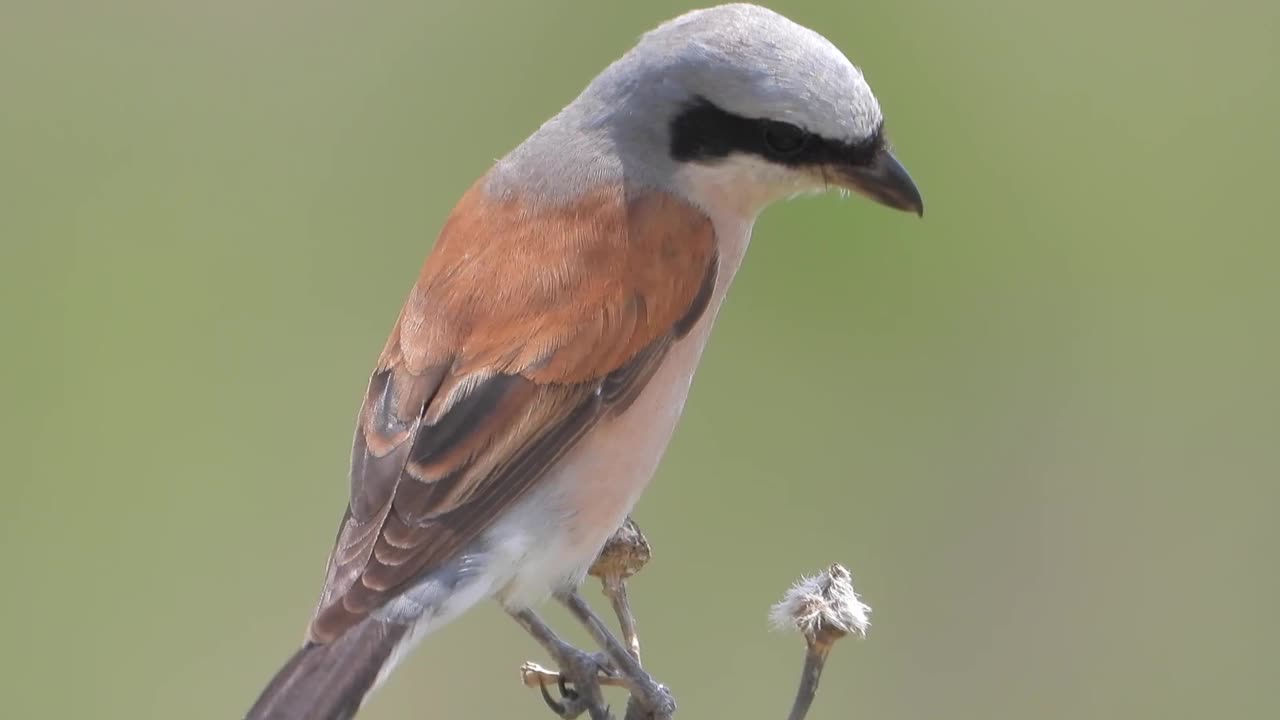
[602,577,642,664]
[771,564,871,720]
[786,637,834,720]
[521,662,630,690]
[590,518,651,666]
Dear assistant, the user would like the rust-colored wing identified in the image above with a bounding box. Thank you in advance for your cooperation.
[307,181,718,644]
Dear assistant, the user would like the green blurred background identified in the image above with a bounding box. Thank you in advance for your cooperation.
[2,1,1277,718]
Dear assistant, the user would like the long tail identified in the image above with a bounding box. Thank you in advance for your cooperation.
[245,621,409,720]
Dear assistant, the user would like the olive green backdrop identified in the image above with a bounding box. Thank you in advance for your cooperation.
[2,1,1276,718]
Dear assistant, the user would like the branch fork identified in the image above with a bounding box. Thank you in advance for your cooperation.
[511,518,869,720]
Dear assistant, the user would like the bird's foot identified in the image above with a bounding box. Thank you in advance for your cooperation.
[557,591,675,719]
[537,648,615,720]
[510,608,616,720]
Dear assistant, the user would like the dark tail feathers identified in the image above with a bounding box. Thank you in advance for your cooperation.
[245,621,408,720]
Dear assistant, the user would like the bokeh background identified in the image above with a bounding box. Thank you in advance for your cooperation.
[2,1,1277,718]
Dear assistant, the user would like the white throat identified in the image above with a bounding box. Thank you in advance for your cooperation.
[672,155,811,287]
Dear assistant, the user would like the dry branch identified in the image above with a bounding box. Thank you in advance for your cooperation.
[514,520,871,720]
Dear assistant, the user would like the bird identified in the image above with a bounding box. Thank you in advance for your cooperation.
[245,4,922,719]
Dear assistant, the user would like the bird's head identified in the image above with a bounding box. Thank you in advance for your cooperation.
[591,3,923,218]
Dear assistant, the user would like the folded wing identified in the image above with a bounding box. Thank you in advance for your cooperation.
[307,183,718,644]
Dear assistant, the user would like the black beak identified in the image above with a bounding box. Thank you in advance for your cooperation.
[838,149,924,217]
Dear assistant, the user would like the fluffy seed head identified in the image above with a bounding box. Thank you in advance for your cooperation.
[770,563,870,642]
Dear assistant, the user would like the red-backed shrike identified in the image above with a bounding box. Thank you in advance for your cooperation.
[247,4,921,718]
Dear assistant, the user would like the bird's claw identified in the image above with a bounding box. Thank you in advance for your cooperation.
[537,647,615,719]
[536,673,582,718]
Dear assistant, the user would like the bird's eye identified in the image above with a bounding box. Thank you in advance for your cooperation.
[762,121,809,157]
